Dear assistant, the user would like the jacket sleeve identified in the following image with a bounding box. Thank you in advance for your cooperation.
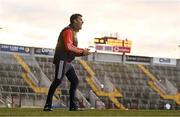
[63,29,84,56]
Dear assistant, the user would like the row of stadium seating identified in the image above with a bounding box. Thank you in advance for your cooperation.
[145,65,180,91]
[0,53,46,107]
[0,52,179,109]
[85,61,178,109]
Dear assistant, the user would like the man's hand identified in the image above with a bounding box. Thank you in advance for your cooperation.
[82,48,91,56]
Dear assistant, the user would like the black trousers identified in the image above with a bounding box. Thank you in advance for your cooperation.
[45,60,79,108]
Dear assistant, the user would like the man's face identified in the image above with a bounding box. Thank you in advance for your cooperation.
[74,16,83,31]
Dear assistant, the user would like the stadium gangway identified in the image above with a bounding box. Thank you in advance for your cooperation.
[13,54,61,100]
[86,77,122,97]
[137,64,180,105]
[79,59,126,110]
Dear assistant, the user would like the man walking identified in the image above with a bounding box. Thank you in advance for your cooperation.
[44,13,90,111]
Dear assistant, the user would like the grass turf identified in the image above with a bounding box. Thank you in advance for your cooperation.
[0,108,179,116]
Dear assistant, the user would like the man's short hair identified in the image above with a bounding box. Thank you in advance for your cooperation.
[70,13,82,24]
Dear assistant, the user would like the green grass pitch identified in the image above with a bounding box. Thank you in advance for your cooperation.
[0,108,179,116]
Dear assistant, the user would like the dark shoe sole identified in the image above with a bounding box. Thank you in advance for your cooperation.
[69,108,78,111]
[69,108,84,111]
[43,108,53,111]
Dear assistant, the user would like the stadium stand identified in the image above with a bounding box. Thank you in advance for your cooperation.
[85,61,178,109]
[0,44,179,110]
[0,53,46,108]
[145,65,180,92]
